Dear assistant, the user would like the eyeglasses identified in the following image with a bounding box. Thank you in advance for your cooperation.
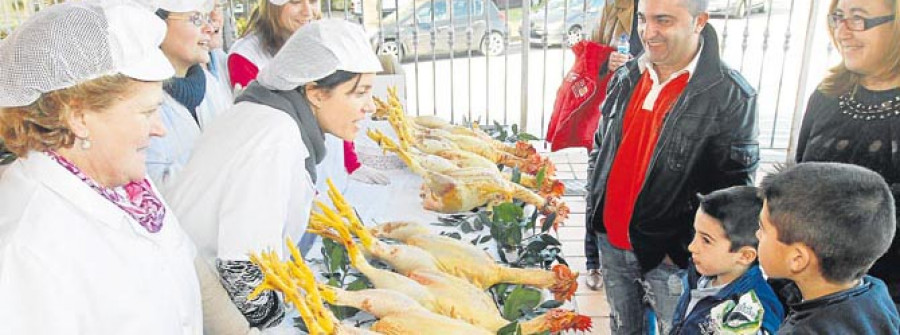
[167,12,211,28]
[827,13,895,31]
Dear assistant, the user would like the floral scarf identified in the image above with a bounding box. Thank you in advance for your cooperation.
[47,151,165,233]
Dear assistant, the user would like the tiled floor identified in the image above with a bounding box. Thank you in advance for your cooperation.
[541,145,780,334]
[541,147,612,335]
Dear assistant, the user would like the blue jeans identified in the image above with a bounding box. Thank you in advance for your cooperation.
[596,233,685,335]
[585,228,601,270]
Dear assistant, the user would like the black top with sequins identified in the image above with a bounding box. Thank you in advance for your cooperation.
[796,86,900,301]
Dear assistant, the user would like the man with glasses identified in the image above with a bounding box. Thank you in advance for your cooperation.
[584,0,759,333]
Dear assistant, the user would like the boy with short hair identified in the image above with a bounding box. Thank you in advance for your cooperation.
[670,186,784,334]
[758,162,900,334]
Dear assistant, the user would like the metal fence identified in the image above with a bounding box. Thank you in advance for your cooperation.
[1,0,839,161]
[312,0,838,161]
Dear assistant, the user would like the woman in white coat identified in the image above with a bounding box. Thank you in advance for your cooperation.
[0,2,202,333]
[165,19,383,329]
[147,0,227,190]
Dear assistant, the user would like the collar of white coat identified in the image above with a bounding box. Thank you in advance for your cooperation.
[21,152,166,239]
[638,38,703,85]
[228,33,272,72]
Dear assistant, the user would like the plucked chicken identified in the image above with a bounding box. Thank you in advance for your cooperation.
[309,204,592,334]
[374,88,539,161]
[248,238,379,335]
[321,180,578,302]
[250,239,483,334]
[371,221,579,301]
[372,87,554,175]
[366,131,567,216]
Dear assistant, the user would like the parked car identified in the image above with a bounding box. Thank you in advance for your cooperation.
[373,0,509,60]
[707,0,767,18]
[529,0,604,47]
[377,0,415,18]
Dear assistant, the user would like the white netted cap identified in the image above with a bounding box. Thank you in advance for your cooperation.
[0,0,174,108]
[267,0,290,5]
[157,0,213,13]
[257,19,383,91]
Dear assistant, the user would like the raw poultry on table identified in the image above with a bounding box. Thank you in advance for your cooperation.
[321,180,579,302]
[372,87,554,176]
[251,239,491,335]
[367,129,565,198]
[249,239,378,335]
[367,129,568,224]
[307,200,591,334]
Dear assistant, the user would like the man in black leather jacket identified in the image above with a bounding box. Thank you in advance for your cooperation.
[585,0,759,333]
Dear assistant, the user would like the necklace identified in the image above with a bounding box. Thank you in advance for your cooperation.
[838,86,900,121]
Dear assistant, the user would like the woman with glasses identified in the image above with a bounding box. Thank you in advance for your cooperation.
[201,0,235,133]
[795,0,900,310]
[146,0,222,190]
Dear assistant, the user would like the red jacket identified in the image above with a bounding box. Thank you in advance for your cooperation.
[546,41,615,151]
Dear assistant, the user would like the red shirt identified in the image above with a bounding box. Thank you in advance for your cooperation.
[602,71,690,250]
[227,53,259,89]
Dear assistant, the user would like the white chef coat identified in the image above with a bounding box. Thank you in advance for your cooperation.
[205,50,234,116]
[147,56,235,192]
[316,134,349,193]
[146,92,221,192]
[164,101,315,263]
[0,152,203,335]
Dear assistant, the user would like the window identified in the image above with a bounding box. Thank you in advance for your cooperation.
[417,0,450,22]
[452,0,483,18]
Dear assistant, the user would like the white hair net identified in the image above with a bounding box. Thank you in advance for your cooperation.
[257,19,383,91]
[157,0,213,13]
[0,0,173,108]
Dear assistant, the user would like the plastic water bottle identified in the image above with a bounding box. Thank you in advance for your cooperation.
[617,33,630,55]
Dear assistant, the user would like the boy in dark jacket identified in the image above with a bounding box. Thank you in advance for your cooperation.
[758,162,900,334]
[671,186,784,334]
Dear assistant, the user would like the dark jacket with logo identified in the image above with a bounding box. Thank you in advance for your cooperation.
[777,276,900,334]
[585,25,759,273]
[670,264,784,335]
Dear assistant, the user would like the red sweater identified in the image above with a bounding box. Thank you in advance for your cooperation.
[602,71,690,250]
[227,53,362,173]
[227,53,259,89]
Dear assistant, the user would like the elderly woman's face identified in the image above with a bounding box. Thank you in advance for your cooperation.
[79,81,166,187]
[833,0,895,78]
[161,11,214,75]
[279,0,319,34]
[308,73,376,141]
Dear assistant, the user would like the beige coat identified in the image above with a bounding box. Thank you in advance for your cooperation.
[592,0,635,45]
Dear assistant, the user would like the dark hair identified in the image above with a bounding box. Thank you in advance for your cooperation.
[314,71,362,93]
[298,70,363,96]
[760,162,897,283]
[698,186,762,252]
[155,9,170,20]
